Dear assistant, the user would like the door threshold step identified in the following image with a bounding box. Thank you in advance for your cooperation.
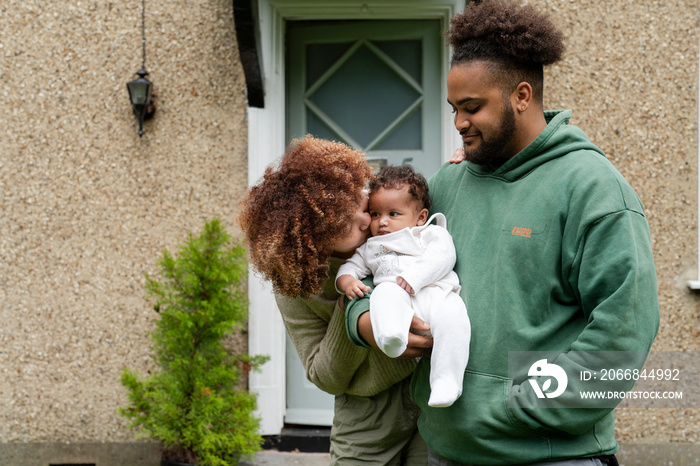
[264,426,331,453]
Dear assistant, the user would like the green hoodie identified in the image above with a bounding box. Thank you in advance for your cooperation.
[405,110,660,463]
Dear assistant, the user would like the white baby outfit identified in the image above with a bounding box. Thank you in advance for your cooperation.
[336,213,471,407]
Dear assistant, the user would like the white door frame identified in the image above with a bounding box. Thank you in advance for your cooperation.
[247,0,465,435]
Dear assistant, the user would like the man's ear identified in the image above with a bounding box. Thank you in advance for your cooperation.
[417,208,430,226]
[514,81,533,113]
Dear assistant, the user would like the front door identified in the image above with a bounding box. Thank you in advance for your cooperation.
[285,19,443,426]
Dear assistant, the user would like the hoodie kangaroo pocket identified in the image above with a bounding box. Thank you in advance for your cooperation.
[412,366,550,462]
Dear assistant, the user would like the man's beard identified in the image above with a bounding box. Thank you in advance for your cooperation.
[462,104,518,167]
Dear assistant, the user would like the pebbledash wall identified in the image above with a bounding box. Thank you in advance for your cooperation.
[0,0,249,464]
[0,0,699,464]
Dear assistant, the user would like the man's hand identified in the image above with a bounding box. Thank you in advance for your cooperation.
[358,312,433,358]
[337,274,371,299]
[397,276,415,295]
[450,147,466,164]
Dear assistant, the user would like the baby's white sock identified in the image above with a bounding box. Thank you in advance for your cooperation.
[428,379,462,408]
[377,335,407,359]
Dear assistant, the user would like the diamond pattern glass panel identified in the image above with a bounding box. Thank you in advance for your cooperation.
[377,108,422,151]
[307,112,340,142]
[374,40,422,85]
[306,43,421,149]
[306,42,354,89]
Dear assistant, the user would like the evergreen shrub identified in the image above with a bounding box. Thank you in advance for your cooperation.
[120,219,268,466]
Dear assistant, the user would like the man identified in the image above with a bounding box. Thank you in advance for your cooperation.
[348,1,660,464]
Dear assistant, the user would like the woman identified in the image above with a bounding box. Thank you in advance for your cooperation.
[239,136,431,465]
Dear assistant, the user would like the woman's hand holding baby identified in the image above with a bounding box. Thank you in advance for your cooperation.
[396,276,415,295]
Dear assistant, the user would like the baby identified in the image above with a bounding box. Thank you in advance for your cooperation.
[336,165,471,408]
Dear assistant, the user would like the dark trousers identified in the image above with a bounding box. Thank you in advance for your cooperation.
[427,447,619,466]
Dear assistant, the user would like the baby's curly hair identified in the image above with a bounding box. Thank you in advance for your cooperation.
[238,136,372,298]
[369,165,432,212]
[448,0,566,103]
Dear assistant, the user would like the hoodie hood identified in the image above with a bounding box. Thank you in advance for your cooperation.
[466,110,606,182]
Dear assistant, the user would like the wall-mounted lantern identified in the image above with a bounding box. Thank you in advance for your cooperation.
[126,0,155,137]
[127,68,155,137]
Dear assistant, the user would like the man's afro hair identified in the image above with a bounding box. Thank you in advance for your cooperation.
[448,0,565,66]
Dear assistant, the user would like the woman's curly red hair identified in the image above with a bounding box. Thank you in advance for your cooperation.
[238,136,372,298]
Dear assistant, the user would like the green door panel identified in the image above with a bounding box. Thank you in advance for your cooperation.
[287,20,442,178]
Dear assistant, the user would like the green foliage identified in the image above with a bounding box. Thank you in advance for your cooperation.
[120,219,269,466]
